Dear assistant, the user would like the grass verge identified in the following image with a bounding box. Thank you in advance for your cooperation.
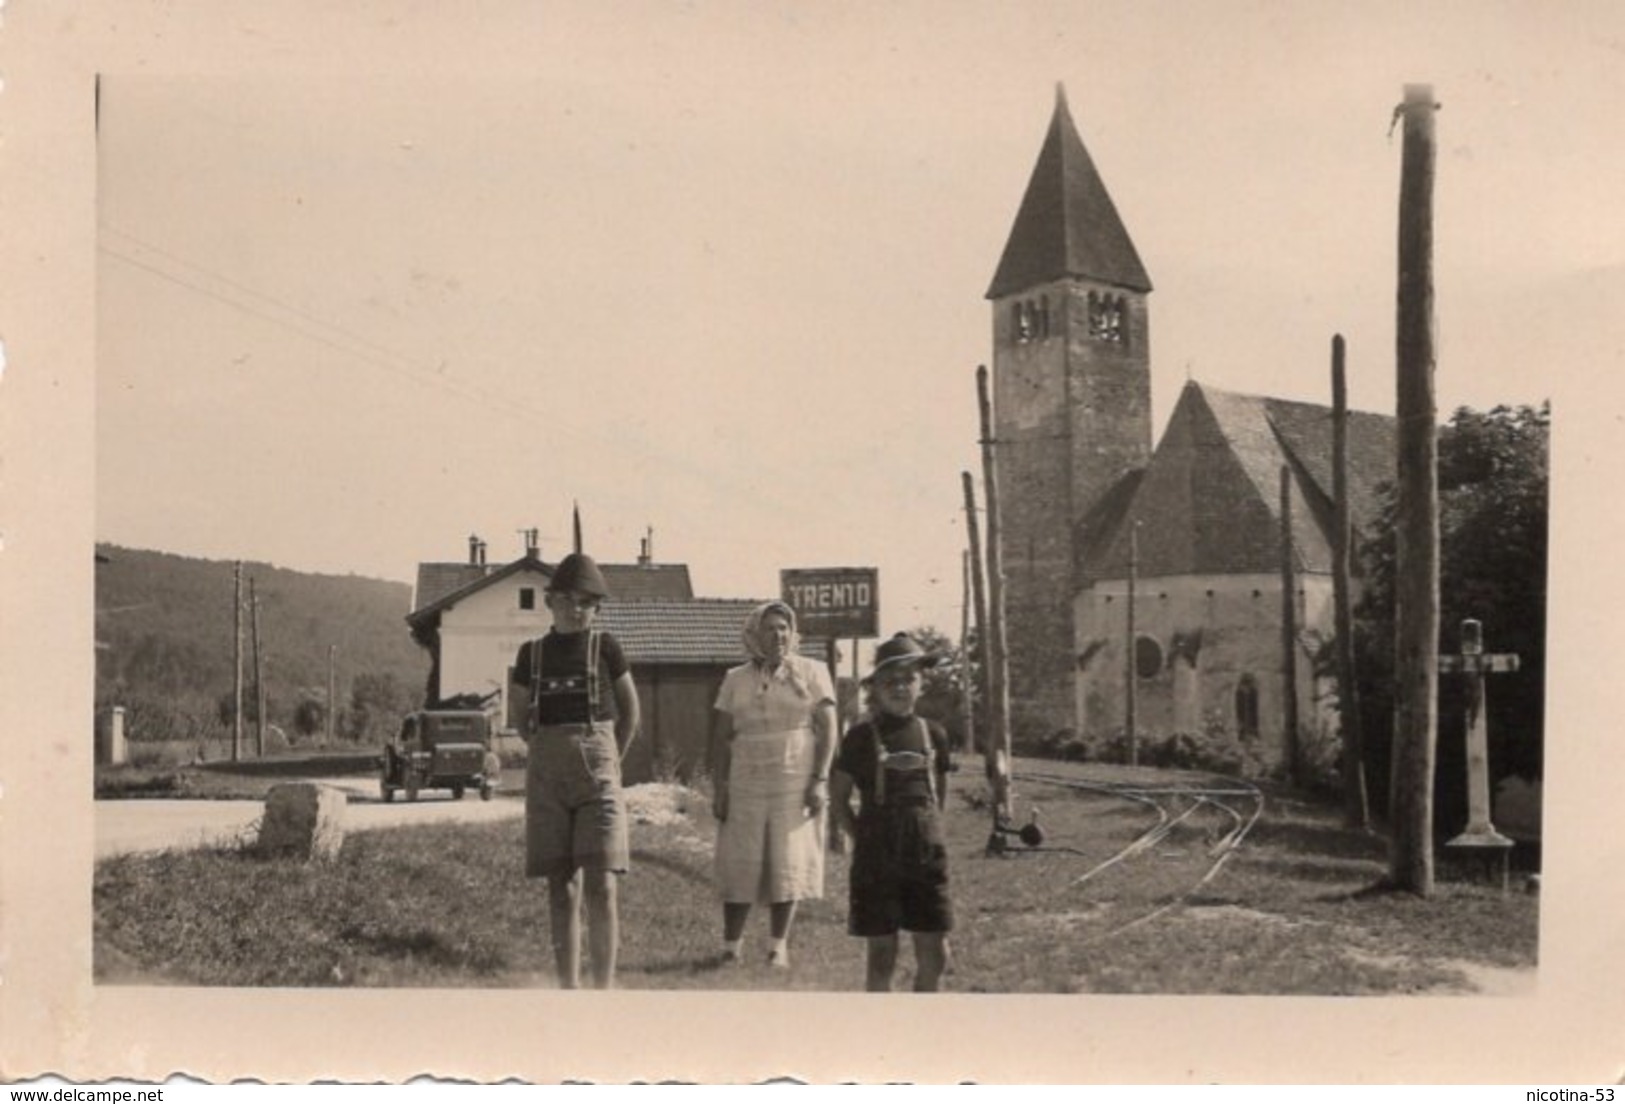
[94,762,1538,993]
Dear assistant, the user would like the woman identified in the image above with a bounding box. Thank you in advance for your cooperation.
[709,601,837,968]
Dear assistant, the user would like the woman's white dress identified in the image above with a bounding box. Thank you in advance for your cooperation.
[713,655,835,904]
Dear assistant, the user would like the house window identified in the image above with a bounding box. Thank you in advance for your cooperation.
[519,587,536,611]
[1134,635,1163,680]
[1235,675,1260,740]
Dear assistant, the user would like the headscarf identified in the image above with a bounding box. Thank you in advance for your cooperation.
[742,600,811,699]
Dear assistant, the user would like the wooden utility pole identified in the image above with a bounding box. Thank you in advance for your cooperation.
[233,561,244,762]
[1279,466,1302,786]
[960,549,976,758]
[1391,83,1442,896]
[1125,521,1139,767]
[327,644,337,744]
[975,366,1013,824]
[251,577,266,758]
[961,471,990,760]
[1332,334,1372,829]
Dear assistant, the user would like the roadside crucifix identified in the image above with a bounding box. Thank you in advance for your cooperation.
[1438,618,1520,889]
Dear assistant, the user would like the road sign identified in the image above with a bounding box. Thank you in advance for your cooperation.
[781,567,879,640]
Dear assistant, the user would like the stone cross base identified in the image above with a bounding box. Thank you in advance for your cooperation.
[1445,830,1514,893]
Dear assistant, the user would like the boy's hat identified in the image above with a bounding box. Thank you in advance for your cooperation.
[866,632,942,682]
[546,552,610,599]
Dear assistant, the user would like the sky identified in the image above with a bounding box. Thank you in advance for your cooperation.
[93,2,1625,659]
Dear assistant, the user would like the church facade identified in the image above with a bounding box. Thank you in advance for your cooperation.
[988,89,1395,774]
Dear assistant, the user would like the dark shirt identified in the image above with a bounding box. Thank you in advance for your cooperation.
[511,629,629,726]
[835,712,953,810]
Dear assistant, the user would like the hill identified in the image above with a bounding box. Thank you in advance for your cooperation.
[95,544,429,746]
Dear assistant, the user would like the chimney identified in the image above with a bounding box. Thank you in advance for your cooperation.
[638,526,654,568]
[468,534,482,566]
[476,539,487,566]
[524,528,540,560]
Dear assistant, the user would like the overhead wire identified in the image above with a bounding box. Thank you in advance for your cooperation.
[96,223,809,521]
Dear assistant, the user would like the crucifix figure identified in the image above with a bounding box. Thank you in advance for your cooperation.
[1438,618,1520,887]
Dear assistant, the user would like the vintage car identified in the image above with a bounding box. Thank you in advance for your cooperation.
[379,709,499,802]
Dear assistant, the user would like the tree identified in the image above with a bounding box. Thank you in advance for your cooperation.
[1354,403,1549,833]
[906,625,973,751]
[345,671,414,742]
[292,697,327,740]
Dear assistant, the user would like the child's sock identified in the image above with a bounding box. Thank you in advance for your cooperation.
[720,937,743,963]
[767,937,789,968]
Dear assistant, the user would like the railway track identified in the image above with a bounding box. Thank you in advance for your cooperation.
[1004,767,1267,944]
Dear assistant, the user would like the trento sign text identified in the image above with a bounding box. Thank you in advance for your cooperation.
[780,568,879,640]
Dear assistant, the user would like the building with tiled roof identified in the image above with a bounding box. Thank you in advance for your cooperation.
[990,87,1397,773]
[1072,383,1394,768]
[404,535,817,783]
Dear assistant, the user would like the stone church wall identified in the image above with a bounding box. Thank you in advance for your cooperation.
[1073,572,1340,774]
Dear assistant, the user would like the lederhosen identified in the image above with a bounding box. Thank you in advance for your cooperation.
[524,628,628,878]
[848,715,953,936]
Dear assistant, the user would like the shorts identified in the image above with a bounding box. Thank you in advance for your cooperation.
[848,801,954,937]
[525,721,629,879]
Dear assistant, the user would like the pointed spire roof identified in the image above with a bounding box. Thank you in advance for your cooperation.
[987,85,1152,299]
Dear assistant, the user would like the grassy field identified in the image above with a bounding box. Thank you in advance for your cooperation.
[93,760,1539,993]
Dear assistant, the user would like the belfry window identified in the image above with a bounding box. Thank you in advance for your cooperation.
[1012,298,1051,344]
[1088,292,1125,345]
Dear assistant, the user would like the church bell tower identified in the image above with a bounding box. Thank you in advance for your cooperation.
[987,85,1154,737]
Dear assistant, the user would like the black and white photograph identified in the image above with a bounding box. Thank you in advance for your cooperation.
[3,0,1623,1086]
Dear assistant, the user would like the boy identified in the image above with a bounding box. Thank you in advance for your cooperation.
[829,632,954,992]
[509,552,640,989]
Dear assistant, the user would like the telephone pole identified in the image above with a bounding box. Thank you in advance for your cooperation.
[961,471,990,761]
[251,577,266,758]
[233,561,244,762]
[1332,334,1371,830]
[1279,466,1302,786]
[1126,521,1139,767]
[327,644,337,744]
[1391,83,1442,896]
[976,366,1012,824]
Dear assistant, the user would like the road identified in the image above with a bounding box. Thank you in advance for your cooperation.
[94,775,525,860]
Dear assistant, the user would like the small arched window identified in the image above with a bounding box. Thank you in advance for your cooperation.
[1235,675,1260,740]
[1134,635,1163,680]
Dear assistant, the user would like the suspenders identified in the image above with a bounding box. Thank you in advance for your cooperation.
[872,715,936,808]
[527,628,602,731]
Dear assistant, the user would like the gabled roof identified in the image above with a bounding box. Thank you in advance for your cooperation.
[409,557,552,626]
[602,563,695,601]
[1083,382,1395,580]
[409,555,694,626]
[598,598,825,666]
[986,85,1152,299]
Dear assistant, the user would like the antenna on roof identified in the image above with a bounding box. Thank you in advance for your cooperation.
[572,501,583,554]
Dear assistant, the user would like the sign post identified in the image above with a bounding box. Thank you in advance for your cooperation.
[783,567,879,856]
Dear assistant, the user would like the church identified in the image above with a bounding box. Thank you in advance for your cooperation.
[988,88,1395,775]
